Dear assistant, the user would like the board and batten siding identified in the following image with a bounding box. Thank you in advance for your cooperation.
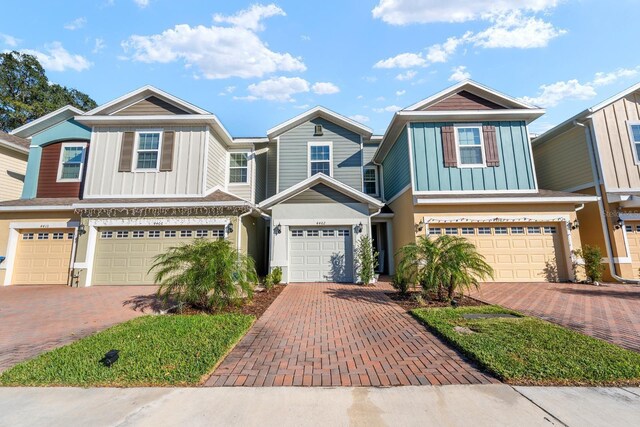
[410,121,536,192]
[266,141,278,199]
[382,126,411,200]
[591,91,640,190]
[533,127,593,191]
[254,143,268,203]
[0,146,27,201]
[85,126,206,197]
[278,118,362,193]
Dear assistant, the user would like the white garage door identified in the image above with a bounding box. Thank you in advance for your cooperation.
[289,227,353,283]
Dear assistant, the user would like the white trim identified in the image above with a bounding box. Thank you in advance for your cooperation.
[360,135,364,193]
[524,123,539,191]
[0,205,74,212]
[385,183,411,205]
[9,221,79,230]
[561,182,596,193]
[10,105,83,137]
[626,121,640,165]
[363,165,379,197]
[88,217,230,227]
[132,130,162,172]
[275,136,280,194]
[415,195,598,205]
[84,225,98,287]
[453,124,486,168]
[395,109,546,122]
[414,189,538,195]
[82,192,204,199]
[622,222,632,262]
[602,257,633,264]
[267,106,372,138]
[74,200,249,209]
[0,138,29,155]
[56,142,88,183]
[307,141,333,178]
[227,150,251,185]
[590,81,640,113]
[203,127,210,194]
[406,123,416,192]
[619,212,640,221]
[423,214,571,223]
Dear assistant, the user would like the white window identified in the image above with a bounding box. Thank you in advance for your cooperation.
[180,230,193,238]
[461,227,475,235]
[527,227,541,234]
[116,231,129,238]
[478,227,491,235]
[164,230,176,238]
[511,227,524,234]
[455,125,485,167]
[363,166,379,196]
[291,230,304,237]
[494,227,508,235]
[307,230,319,237]
[229,153,249,184]
[445,227,458,235]
[37,233,49,240]
[212,229,225,239]
[22,233,34,240]
[308,142,332,176]
[338,230,350,237]
[52,232,64,240]
[57,143,86,182]
[544,226,557,234]
[322,229,335,237]
[132,231,145,238]
[135,131,161,170]
[196,229,208,238]
[428,227,442,235]
[148,230,161,238]
[101,231,113,239]
[627,123,640,164]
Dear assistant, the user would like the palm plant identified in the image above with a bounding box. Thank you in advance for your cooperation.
[396,235,494,300]
[150,239,257,312]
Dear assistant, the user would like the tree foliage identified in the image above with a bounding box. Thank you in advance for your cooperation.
[0,51,97,131]
[356,234,378,284]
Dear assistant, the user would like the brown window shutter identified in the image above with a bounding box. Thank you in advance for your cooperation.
[160,131,175,172]
[118,131,135,172]
[441,126,457,167]
[483,125,500,167]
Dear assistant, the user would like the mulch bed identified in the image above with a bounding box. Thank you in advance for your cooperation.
[386,290,485,312]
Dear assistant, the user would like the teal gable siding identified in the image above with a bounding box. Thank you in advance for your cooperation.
[410,121,536,192]
[382,126,411,200]
[21,119,91,199]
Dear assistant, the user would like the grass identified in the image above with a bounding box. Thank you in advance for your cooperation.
[411,305,640,386]
[0,314,254,387]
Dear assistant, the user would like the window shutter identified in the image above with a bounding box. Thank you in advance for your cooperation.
[483,125,500,167]
[118,132,135,172]
[441,126,457,167]
[160,131,175,171]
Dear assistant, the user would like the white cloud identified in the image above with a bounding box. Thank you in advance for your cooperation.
[470,12,565,48]
[133,0,150,8]
[218,85,237,96]
[64,17,87,31]
[213,4,285,32]
[294,104,310,109]
[373,105,402,113]
[374,52,426,69]
[301,35,311,41]
[396,89,406,96]
[362,76,378,83]
[122,5,305,79]
[22,42,92,72]
[449,65,470,82]
[592,67,640,87]
[349,114,370,123]
[92,38,106,54]
[312,82,340,95]
[239,76,310,102]
[0,33,19,47]
[372,0,559,25]
[395,70,417,80]
[357,95,364,100]
[426,36,465,63]
[520,79,597,107]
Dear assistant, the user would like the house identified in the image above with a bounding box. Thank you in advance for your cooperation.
[0,81,598,287]
[375,81,596,282]
[0,131,29,201]
[533,82,640,282]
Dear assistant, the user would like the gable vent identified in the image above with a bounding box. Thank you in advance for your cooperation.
[314,124,323,136]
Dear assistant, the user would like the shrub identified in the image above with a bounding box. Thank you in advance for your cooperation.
[574,245,605,283]
[271,266,283,285]
[150,239,257,311]
[391,274,410,295]
[355,235,378,285]
[263,273,274,291]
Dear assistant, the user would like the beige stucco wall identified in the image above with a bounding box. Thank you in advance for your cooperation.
[0,147,27,201]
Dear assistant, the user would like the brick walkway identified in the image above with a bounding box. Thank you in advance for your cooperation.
[0,285,158,371]
[206,282,495,387]
[471,282,640,352]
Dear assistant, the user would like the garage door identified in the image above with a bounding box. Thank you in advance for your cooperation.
[289,228,353,283]
[93,227,225,285]
[428,223,566,282]
[13,229,74,285]
[624,222,640,278]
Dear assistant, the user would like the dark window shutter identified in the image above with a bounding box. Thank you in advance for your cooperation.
[118,132,135,172]
[483,125,500,167]
[160,131,175,172]
[441,126,457,167]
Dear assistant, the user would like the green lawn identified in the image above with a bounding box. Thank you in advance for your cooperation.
[0,314,254,387]
[412,306,640,386]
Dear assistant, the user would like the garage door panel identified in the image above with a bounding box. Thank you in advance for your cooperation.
[13,229,73,285]
[624,222,640,278]
[289,227,353,283]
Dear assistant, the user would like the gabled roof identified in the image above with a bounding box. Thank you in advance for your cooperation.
[10,105,84,138]
[0,131,30,154]
[267,106,373,139]
[258,173,384,210]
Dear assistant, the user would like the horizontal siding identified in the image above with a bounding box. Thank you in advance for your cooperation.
[206,131,226,190]
[114,96,188,115]
[533,127,592,191]
[362,143,379,166]
[382,126,411,200]
[278,118,362,192]
[227,148,254,202]
[0,147,27,201]
[254,143,268,203]
[424,91,505,111]
[37,141,87,198]
[266,141,278,198]
[411,121,536,192]
[85,126,206,197]
[282,184,360,204]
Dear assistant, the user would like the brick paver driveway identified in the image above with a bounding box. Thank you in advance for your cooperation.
[207,282,495,387]
[471,282,640,352]
[0,285,158,371]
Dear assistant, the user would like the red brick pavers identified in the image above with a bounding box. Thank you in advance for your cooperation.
[471,282,640,352]
[0,285,158,371]
[206,282,495,387]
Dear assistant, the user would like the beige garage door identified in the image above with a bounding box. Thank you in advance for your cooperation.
[428,223,566,282]
[13,229,74,285]
[624,222,640,278]
[92,227,225,285]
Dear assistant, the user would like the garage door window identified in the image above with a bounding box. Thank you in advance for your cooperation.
[38,233,49,240]
[212,229,225,239]
[322,230,335,237]
[307,230,319,237]
[495,227,508,235]
[52,232,64,240]
[117,231,129,238]
[527,227,541,234]
[165,230,176,238]
[445,227,458,235]
[461,227,475,235]
[338,230,350,237]
[149,231,161,238]
[291,230,303,237]
[478,227,491,235]
[22,233,34,240]
[196,230,208,238]
[429,227,441,235]
[544,226,557,234]
[131,231,144,238]
[511,227,524,234]
[101,231,113,239]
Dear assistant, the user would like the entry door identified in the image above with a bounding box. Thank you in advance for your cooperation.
[289,228,353,282]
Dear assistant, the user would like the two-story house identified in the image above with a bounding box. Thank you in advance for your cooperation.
[0,131,29,201]
[533,82,640,282]
[376,81,596,282]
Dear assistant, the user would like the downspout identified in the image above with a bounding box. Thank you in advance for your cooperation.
[578,120,640,283]
[68,224,81,288]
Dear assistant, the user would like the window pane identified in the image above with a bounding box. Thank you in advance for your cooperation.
[311,161,331,175]
[364,181,377,194]
[457,128,481,146]
[137,152,158,169]
[635,144,640,162]
[61,163,81,179]
[229,168,248,183]
[230,153,248,167]
[62,146,84,163]
[632,125,640,142]
[364,168,376,181]
[310,145,330,161]
[138,133,160,150]
[460,146,483,165]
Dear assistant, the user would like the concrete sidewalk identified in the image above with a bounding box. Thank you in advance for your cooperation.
[0,385,638,427]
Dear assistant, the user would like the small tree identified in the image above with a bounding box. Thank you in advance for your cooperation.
[271,266,283,284]
[356,235,378,285]
[150,239,257,311]
[574,245,605,283]
[391,274,410,295]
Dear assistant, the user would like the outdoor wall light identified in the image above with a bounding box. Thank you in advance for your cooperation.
[415,220,425,233]
[274,223,282,235]
[355,222,363,234]
[571,219,580,230]
[77,224,86,236]
[226,223,234,234]
[615,217,624,230]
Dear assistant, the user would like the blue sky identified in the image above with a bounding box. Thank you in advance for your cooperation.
[2,0,640,136]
